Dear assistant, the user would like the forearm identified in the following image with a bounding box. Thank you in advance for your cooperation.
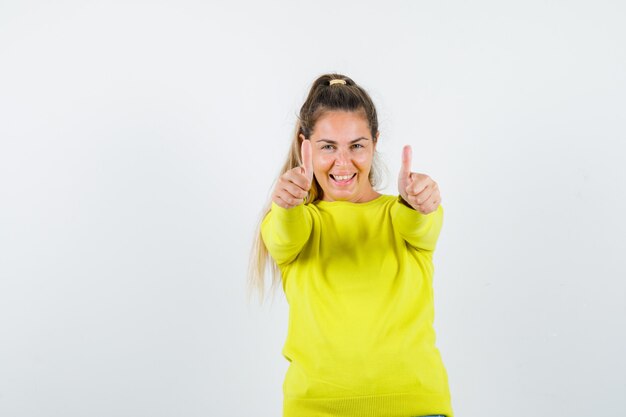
[261,202,313,265]
[391,196,444,251]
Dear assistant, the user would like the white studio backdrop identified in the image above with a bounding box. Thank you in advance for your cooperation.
[1,1,625,416]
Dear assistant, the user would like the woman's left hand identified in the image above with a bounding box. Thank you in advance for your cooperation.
[397,145,441,215]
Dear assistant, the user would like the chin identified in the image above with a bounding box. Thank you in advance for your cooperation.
[321,190,357,202]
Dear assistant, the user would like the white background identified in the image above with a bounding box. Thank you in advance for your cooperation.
[1,1,625,416]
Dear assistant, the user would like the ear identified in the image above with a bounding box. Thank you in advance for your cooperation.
[374,131,379,149]
[299,133,306,142]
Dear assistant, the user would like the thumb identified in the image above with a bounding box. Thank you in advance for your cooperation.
[301,139,314,186]
[399,145,412,179]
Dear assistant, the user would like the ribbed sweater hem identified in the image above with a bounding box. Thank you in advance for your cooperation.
[283,392,453,417]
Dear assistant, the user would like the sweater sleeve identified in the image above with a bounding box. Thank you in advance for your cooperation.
[261,201,313,266]
[390,196,444,252]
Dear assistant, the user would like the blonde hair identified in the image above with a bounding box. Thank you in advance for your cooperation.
[246,73,386,305]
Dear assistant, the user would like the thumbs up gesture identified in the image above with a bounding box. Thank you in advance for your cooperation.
[398,145,441,214]
[272,139,314,209]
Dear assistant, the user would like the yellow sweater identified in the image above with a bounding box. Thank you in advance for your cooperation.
[261,194,453,417]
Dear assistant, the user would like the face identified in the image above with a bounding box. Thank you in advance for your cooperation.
[301,110,379,203]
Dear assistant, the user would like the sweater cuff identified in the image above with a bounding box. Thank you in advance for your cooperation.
[392,195,443,226]
[270,201,309,223]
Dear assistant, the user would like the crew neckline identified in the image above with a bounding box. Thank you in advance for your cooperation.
[314,194,389,208]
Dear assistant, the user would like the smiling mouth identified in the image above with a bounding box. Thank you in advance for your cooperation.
[330,173,356,184]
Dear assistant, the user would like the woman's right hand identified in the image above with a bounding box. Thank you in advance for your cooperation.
[272,139,314,209]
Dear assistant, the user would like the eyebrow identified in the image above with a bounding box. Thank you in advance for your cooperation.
[316,137,369,144]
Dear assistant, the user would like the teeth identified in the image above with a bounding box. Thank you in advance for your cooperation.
[333,174,354,181]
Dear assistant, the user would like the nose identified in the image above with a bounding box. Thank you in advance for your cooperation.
[335,148,351,165]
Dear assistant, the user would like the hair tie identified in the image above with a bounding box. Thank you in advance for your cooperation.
[329,79,346,86]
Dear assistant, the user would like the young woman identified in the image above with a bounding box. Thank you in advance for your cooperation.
[248,73,453,417]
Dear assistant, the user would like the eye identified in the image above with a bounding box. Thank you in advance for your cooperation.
[321,144,334,150]
[352,143,364,149]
